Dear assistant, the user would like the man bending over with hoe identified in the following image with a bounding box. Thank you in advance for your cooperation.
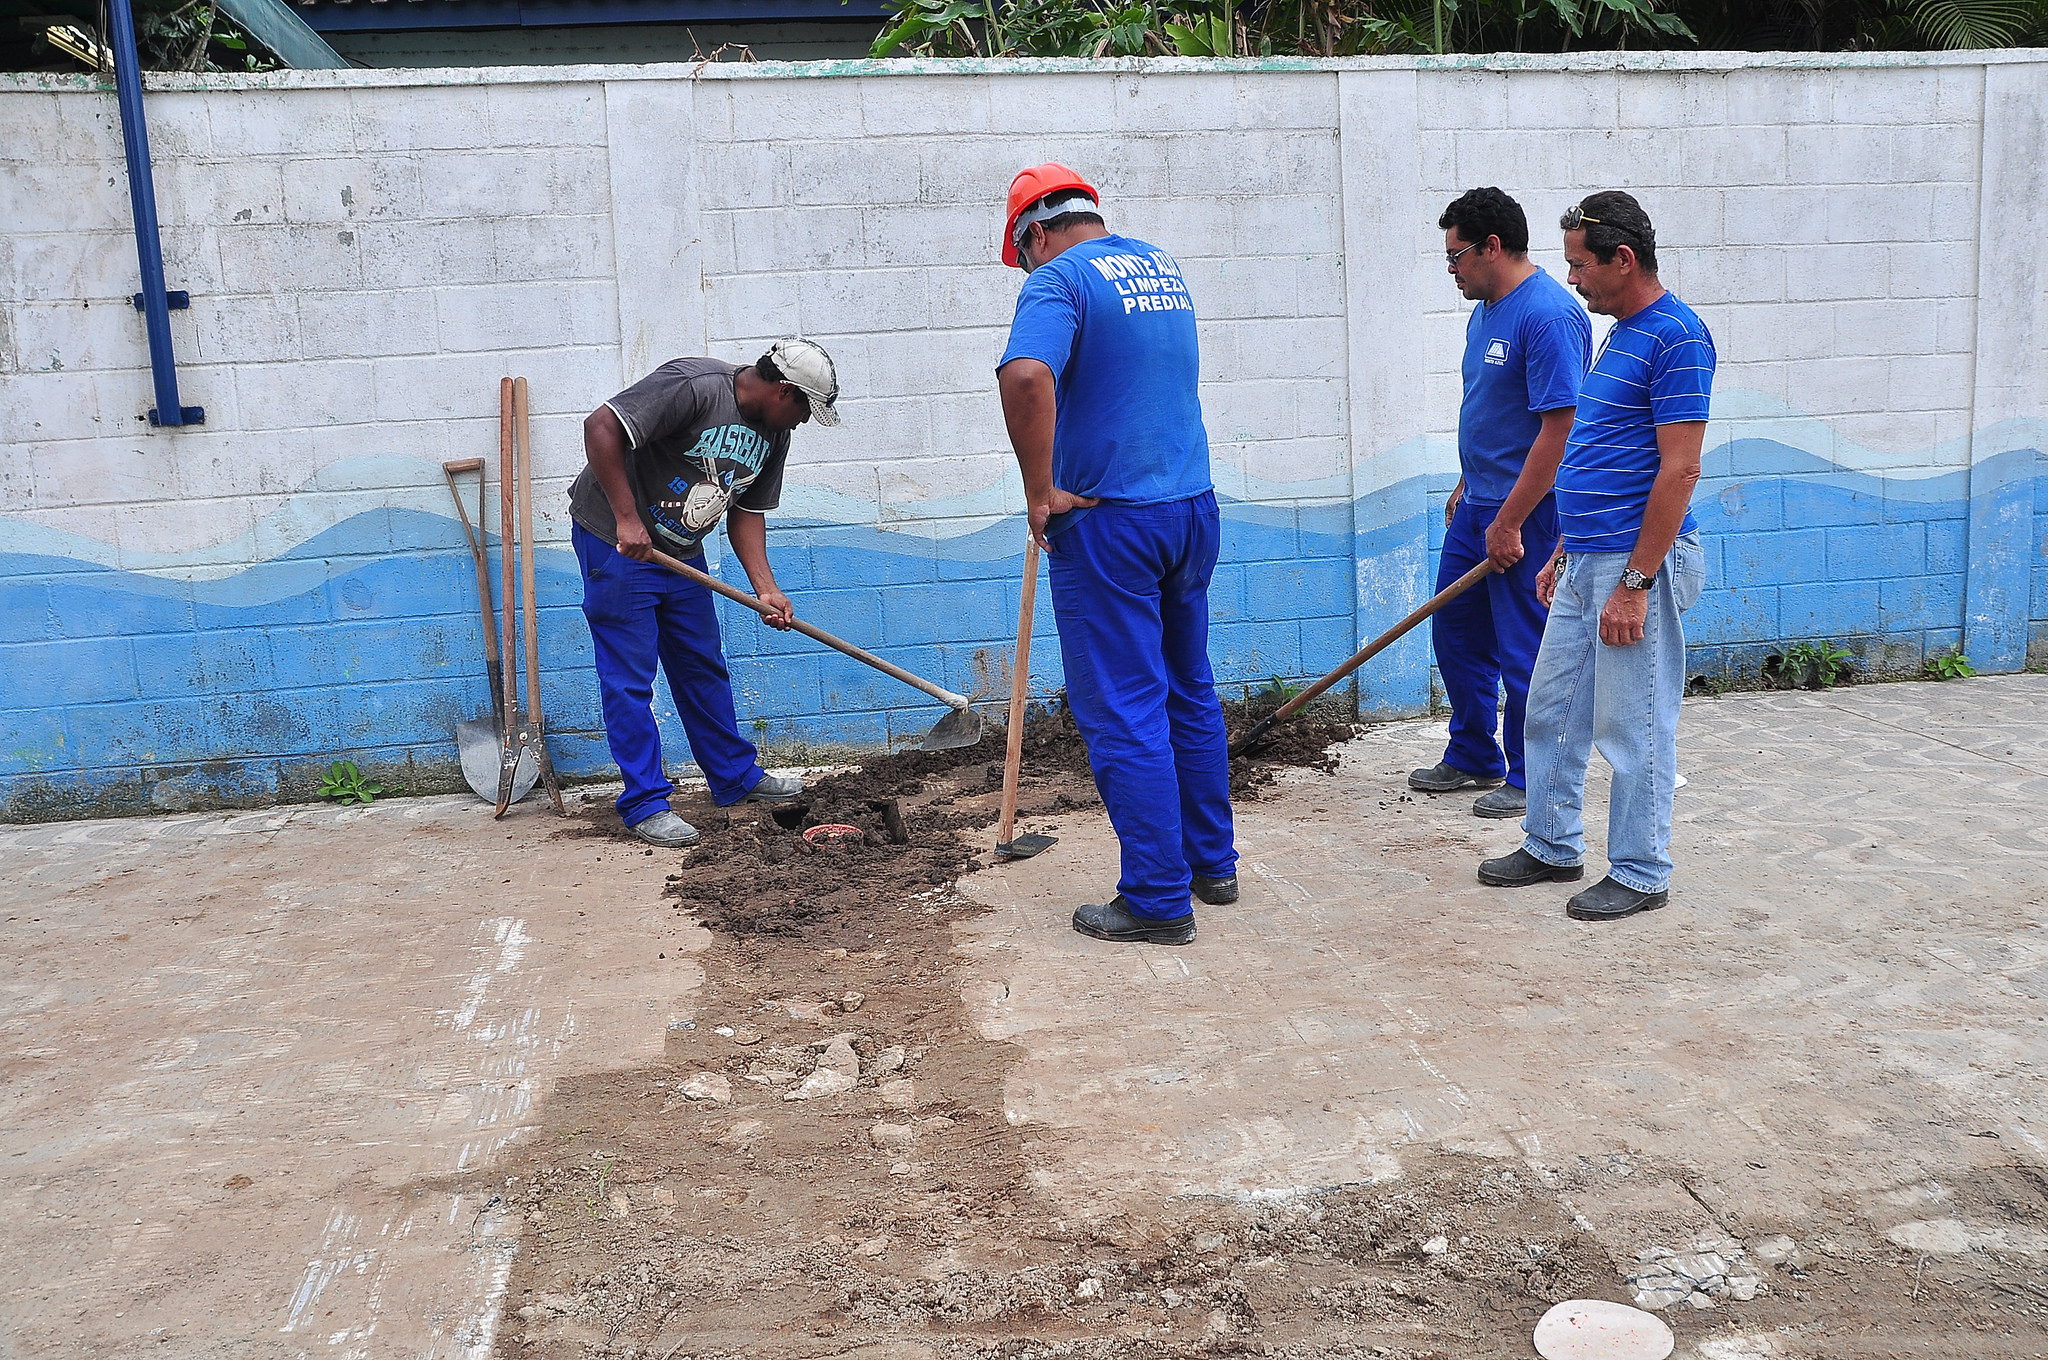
[569,338,841,848]
[995,163,1237,947]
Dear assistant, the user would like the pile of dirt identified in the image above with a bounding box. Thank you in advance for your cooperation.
[585,701,1357,944]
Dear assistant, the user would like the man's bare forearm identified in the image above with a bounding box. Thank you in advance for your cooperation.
[1496,407,1575,530]
[583,405,641,529]
[998,359,1057,503]
[1629,421,1705,574]
[727,509,778,596]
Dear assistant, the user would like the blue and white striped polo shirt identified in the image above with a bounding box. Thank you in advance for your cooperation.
[1554,293,1715,553]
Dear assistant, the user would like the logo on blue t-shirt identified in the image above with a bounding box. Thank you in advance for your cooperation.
[681,423,770,477]
[996,235,1211,526]
[1485,338,1511,366]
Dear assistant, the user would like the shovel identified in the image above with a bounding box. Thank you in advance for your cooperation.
[1229,559,1500,757]
[444,454,537,806]
[995,536,1056,859]
[642,547,983,751]
[495,375,565,818]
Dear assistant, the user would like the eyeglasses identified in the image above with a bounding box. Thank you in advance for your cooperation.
[1445,239,1483,268]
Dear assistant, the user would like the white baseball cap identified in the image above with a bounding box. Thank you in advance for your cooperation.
[766,336,841,427]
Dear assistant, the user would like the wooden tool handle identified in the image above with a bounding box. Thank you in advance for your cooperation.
[497,378,519,727]
[644,547,972,711]
[996,536,1040,845]
[1278,559,1497,726]
[1230,559,1498,757]
[514,377,542,723]
[441,456,500,686]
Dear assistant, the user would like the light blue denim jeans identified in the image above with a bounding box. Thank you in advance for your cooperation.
[1520,531,1706,893]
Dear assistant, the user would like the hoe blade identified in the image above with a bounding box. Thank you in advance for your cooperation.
[918,705,982,752]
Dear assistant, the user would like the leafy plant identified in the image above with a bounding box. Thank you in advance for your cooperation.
[132,0,276,72]
[317,759,383,805]
[1926,647,1976,680]
[1165,10,1237,52]
[1895,0,2040,47]
[867,0,2042,59]
[1767,639,1855,690]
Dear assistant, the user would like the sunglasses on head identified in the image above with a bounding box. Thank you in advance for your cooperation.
[1563,202,1645,243]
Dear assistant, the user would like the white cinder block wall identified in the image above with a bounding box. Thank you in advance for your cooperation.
[2,55,2044,820]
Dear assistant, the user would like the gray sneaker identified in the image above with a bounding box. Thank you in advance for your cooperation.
[744,771,806,803]
[630,810,700,847]
[1473,785,1526,819]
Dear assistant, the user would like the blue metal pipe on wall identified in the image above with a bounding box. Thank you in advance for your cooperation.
[105,0,203,428]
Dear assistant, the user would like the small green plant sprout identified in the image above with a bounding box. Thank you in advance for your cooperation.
[1250,674,1304,703]
[1926,647,1976,680]
[317,759,383,805]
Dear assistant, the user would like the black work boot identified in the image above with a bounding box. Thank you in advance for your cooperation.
[1192,874,1239,905]
[1566,875,1669,921]
[1409,761,1504,793]
[1072,896,1197,946]
[1476,847,1585,887]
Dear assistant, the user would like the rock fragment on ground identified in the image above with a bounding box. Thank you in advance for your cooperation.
[1626,1235,1766,1310]
[870,1121,916,1151]
[786,1066,857,1101]
[879,1077,915,1109]
[677,1072,732,1105]
[867,1045,906,1077]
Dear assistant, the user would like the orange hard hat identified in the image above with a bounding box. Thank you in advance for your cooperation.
[1002,163,1099,268]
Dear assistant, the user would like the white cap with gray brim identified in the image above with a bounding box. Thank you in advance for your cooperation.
[766,335,841,427]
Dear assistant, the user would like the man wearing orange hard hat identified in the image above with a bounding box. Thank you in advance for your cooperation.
[995,163,1236,948]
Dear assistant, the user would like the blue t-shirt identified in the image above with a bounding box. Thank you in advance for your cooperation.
[1458,269,1591,505]
[997,234,1211,535]
[1554,293,1715,553]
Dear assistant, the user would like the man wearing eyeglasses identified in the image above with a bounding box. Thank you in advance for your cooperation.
[568,338,840,848]
[1476,191,1712,922]
[1410,187,1592,822]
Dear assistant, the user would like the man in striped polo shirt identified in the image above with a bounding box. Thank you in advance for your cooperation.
[1475,191,1712,922]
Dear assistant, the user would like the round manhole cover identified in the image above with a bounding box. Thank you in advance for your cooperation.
[1532,1298,1674,1360]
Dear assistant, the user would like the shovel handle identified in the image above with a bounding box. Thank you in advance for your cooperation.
[644,547,973,712]
[996,536,1041,846]
[1230,559,1498,757]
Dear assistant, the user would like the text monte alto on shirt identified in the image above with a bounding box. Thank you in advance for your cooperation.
[1088,251,1194,315]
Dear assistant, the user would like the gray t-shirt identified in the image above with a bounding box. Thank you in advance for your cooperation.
[567,357,791,555]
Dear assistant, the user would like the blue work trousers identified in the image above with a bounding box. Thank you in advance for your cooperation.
[1046,493,1237,920]
[573,523,766,824]
[1521,532,1706,893]
[1431,494,1559,789]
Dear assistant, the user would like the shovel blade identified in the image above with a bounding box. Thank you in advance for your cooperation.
[457,716,537,805]
[917,705,982,752]
[995,831,1058,860]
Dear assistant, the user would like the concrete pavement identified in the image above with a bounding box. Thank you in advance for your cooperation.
[3,675,2045,1356]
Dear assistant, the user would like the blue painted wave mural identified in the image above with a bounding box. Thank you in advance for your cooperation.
[2,441,2042,821]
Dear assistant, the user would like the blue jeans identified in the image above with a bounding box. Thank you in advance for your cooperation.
[1520,531,1705,893]
[1431,493,1558,789]
[1047,493,1237,920]
[573,523,766,824]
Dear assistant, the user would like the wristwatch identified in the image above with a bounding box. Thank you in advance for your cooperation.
[1620,566,1655,591]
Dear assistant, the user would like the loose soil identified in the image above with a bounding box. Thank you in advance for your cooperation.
[506,708,2039,1358]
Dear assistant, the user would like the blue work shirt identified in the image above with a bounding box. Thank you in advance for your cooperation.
[1555,293,1715,554]
[1457,269,1592,505]
[997,234,1211,537]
